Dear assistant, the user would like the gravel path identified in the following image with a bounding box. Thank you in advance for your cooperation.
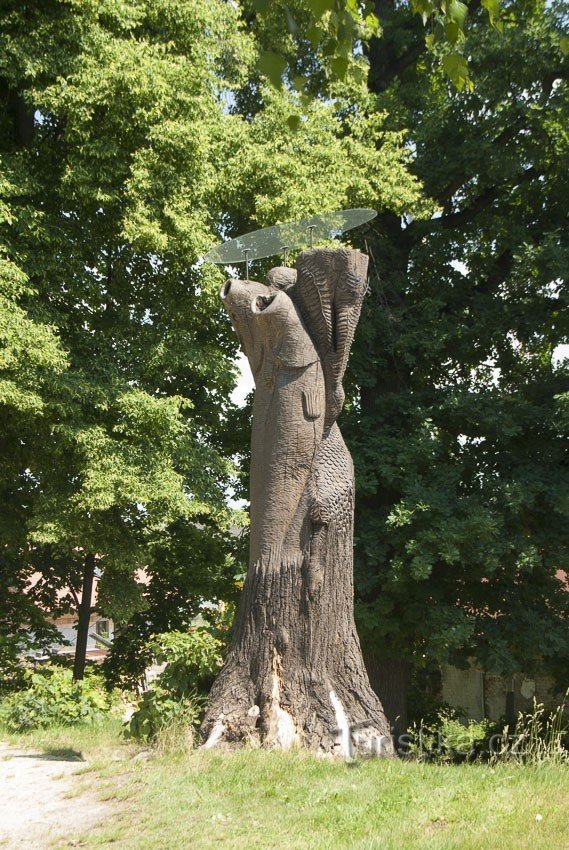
[0,742,110,849]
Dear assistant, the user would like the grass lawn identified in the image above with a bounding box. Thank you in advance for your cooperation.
[3,722,568,849]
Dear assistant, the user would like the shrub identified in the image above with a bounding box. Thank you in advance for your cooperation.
[0,665,113,732]
[126,686,203,743]
[148,629,224,692]
[406,708,492,763]
[0,637,28,696]
[125,628,224,742]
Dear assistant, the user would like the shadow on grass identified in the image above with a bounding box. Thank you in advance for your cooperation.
[12,747,85,762]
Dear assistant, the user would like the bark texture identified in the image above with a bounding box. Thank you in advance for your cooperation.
[73,553,95,682]
[202,249,392,756]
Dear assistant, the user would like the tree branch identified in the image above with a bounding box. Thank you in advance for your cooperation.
[413,166,538,235]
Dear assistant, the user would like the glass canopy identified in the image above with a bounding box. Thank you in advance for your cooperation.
[203,208,377,268]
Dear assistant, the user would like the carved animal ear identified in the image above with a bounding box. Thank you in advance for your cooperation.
[265,267,297,292]
[302,388,321,420]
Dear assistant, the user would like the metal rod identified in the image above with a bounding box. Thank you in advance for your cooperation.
[281,245,289,266]
[243,249,250,281]
[308,225,315,250]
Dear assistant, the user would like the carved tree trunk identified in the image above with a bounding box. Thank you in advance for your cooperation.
[202,249,392,756]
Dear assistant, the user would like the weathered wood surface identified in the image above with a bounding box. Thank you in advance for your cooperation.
[202,248,391,756]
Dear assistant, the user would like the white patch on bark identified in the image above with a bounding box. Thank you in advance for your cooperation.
[268,671,297,750]
[203,719,225,750]
[329,690,354,758]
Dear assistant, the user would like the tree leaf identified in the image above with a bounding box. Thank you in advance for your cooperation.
[258,51,287,88]
[306,0,336,19]
[445,20,460,45]
[442,51,469,89]
[330,55,349,80]
[306,24,322,45]
[481,0,500,24]
[448,0,468,27]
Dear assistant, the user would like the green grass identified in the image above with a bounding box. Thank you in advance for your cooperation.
[3,722,568,849]
[0,716,131,763]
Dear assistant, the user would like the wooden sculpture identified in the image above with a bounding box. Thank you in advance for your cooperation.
[202,248,392,756]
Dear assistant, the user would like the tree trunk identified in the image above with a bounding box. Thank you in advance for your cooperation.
[73,552,95,681]
[202,249,392,756]
[364,652,411,747]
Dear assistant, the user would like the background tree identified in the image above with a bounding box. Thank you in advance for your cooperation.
[344,0,569,728]
[0,0,253,678]
[250,0,502,93]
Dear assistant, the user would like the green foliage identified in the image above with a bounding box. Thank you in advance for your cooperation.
[0,550,73,693]
[251,0,485,95]
[126,686,203,744]
[0,0,251,661]
[407,708,493,762]
[0,638,28,695]
[414,0,504,90]
[0,665,113,732]
[407,698,569,765]
[125,628,224,741]
[348,0,569,694]
[149,629,225,692]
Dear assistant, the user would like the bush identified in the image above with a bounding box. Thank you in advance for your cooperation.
[0,665,113,732]
[406,708,492,763]
[125,628,223,743]
[0,637,28,696]
[148,629,224,692]
[126,686,203,743]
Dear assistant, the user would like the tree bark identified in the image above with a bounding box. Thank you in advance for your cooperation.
[73,553,95,681]
[202,249,392,756]
[364,653,411,745]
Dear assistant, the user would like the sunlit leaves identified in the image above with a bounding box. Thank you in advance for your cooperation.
[482,0,503,30]
[0,1,248,610]
[442,51,471,91]
[412,0,502,88]
[306,0,336,17]
[255,0,381,92]
[253,0,501,94]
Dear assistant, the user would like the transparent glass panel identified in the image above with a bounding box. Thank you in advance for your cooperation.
[204,208,377,265]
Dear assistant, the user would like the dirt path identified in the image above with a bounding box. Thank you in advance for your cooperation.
[0,742,111,849]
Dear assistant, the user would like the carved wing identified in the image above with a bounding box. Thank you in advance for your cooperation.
[292,248,368,426]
